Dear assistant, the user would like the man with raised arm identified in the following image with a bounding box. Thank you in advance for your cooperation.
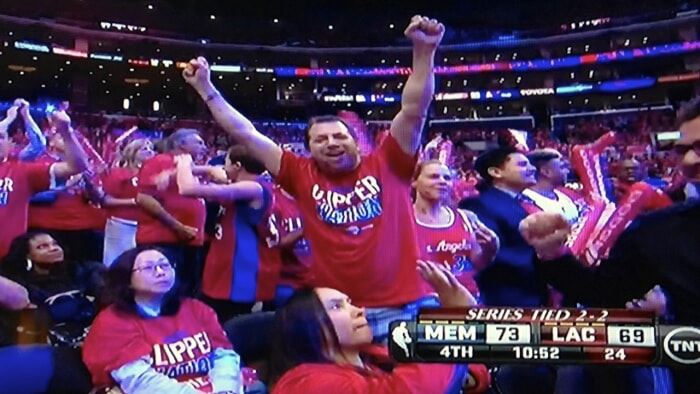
[0,110,88,259]
[184,15,444,342]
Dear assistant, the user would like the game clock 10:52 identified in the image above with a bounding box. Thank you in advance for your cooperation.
[512,346,561,360]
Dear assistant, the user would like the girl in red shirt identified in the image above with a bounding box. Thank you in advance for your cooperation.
[269,260,491,394]
[412,160,499,299]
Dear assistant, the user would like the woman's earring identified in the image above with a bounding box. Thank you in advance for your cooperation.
[26,258,33,271]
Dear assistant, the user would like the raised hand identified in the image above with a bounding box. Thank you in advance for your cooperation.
[5,104,18,120]
[418,259,477,307]
[404,15,445,49]
[469,212,499,255]
[519,211,571,260]
[182,56,211,92]
[50,110,72,133]
[15,99,30,117]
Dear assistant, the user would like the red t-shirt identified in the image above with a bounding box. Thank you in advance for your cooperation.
[272,186,312,288]
[272,345,464,394]
[136,154,206,246]
[276,134,423,307]
[415,207,480,298]
[28,156,106,231]
[101,167,140,222]
[0,160,52,258]
[82,298,232,392]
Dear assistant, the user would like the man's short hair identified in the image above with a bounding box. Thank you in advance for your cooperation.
[474,147,519,184]
[303,115,357,150]
[168,128,199,151]
[527,149,562,174]
[676,96,700,128]
[227,145,266,175]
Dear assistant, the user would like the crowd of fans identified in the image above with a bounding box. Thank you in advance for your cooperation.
[1,15,700,394]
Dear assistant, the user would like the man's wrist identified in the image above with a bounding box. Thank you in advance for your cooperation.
[198,84,219,101]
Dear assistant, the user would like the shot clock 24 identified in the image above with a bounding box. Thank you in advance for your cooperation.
[388,307,700,367]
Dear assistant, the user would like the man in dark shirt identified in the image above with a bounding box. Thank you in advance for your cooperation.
[521,97,700,394]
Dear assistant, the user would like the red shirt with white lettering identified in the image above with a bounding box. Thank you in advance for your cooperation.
[28,155,106,231]
[0,159,52,258]
[272,185,312,288]
[82,298,232,392]
[414,207,480,297]
[276,134,423,307]
[136,154,206,246]
[101,167,141,222]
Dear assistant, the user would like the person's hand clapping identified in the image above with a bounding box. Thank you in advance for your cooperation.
[404,15,445,49]
[418,260,477,307]
[519,211,571,260]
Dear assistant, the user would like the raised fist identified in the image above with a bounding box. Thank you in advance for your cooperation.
[182,56,211,91]
[14,99,30,117]
[50,110,72,133]
[519,211,571,260]
[404,15,445,48]
[5,104,18,119]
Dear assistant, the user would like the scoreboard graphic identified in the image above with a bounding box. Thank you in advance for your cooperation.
[389,308,700,366]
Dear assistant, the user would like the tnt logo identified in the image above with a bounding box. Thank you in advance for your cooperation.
[663,327,700,365]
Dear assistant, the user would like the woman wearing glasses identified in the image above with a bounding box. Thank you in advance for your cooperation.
[82,246,243,394]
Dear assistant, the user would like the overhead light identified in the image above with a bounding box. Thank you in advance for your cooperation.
[153,100,160,111]
[147,4,153,10]
[389,23,395,29]
[328,25,333,30]
[273,18,279,23]
[123,98,130,109]
[210,15,216,20]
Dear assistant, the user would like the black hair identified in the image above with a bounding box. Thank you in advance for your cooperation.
[1,232,68,280]
[303,115,357,150]
[474,147,519,185]
[227,145,266,175]
[268,288,342,385]
[101,246,181,316]
[526,150,561,174]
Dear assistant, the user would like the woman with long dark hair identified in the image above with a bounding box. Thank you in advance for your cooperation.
[269,260,481,393]
[82,246,242,394]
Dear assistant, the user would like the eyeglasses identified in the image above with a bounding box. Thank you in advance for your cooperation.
[132,262,173,274]
[672,141,700,156]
